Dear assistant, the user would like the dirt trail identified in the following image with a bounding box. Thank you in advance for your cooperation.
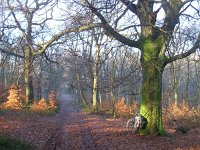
[43,94,97,150]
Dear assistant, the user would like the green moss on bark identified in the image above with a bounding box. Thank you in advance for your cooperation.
[139,37,165,136]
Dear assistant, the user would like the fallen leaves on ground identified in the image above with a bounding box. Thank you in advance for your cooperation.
[0,95,200,150]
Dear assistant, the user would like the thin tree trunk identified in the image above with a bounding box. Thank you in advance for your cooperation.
[92,38,100,110]
[76,72,87,105]
[37,74,42,100]
[194,61,200,106]
[171,62,179,106]
[24,47,34,102]
[111,61,116,117]
[183,58,190,107]
[111,88,116,118]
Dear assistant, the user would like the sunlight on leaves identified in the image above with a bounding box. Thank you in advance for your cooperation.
[1,84,24,110]
[115,97,138,117]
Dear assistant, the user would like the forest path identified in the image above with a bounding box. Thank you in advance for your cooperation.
[43,94,97,150]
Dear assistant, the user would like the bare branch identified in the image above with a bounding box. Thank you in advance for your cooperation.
[9,9,26,35]
[164,33,200,65]
[113,0,139,28]
[84,0,140,48]
[114,5,129,28]
[162,0,198,32]
[43,51,59,64]
[33,23,103,56]
[119,0,138,15]
[179,0,193,15]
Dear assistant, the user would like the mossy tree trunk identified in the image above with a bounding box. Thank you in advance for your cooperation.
[137,0,167,135]
[140,64,164,135]
[139,36,166,135]
[140,52,163,135]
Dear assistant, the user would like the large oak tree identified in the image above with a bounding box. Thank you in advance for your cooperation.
[81,0,200,135]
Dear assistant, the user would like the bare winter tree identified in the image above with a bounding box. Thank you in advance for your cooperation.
[1,0,101,102]
[79,0,200,135]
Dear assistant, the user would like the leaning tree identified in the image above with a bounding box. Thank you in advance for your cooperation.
[80,0,200,135]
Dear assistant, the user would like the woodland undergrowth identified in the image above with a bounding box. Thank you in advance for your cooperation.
[0,84,58,114]
[85,97,200,129]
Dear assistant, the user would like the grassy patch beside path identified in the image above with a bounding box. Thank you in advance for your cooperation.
[0,135,34,150]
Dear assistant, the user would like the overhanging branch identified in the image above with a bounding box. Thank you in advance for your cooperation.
[33,23,102,56]
[164,33,200,65]
[84,0,140,48]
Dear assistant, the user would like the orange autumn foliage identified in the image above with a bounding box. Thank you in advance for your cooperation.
[31,98,49,111]
[114,97,139,117]
[0,85,58,113]
[2,84,24,110]
[167,102,200,119]
[48,91,57,110]
[115,97,130,117]
[31,91,57,112]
